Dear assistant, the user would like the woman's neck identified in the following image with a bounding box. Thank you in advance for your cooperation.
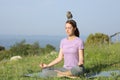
[67,35,76,40]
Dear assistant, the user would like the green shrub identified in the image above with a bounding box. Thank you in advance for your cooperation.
[0,40,56,61]
[9,40,41,56]
[0,50,10,60]
[9,40,30,56]
[27,42,40,56]
[44,44,56,54]
[86,33,109,46]
[0,45,5,51]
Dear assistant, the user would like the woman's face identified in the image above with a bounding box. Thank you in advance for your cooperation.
[65,23,76,36]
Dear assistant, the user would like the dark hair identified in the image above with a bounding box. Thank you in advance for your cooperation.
[66,20,80,37]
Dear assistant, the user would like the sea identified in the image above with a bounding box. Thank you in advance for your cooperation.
[0,35,86,51]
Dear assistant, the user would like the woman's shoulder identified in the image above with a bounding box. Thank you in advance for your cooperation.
[76,37,83,41]
[75,37,84,42]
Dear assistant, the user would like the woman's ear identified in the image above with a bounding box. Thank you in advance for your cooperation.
[74,27,76,31]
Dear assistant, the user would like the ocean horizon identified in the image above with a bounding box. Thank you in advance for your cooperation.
[0,35,87,51]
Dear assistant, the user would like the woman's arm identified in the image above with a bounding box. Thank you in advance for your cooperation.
[78,49,84,66]
[47,48,64,67]
[40,48,64,68]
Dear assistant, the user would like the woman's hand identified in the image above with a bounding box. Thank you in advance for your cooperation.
[39,63,48,69]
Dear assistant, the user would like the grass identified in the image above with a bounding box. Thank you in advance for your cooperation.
[0,43,120,80]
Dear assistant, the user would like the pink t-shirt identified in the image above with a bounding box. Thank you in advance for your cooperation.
[60,37,84,70]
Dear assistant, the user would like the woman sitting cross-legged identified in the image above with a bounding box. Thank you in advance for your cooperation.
[39,19,85,78]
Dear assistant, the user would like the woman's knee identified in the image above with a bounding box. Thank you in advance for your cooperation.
[70,65,85,76]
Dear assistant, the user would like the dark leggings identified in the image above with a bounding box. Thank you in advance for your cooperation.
[25,67,68,78]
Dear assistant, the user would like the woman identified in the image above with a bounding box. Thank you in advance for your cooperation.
[39,19,85,78]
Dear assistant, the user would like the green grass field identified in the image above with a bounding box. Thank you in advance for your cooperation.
[0,43,120,80]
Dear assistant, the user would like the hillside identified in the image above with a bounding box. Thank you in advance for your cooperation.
[0,43,120,80]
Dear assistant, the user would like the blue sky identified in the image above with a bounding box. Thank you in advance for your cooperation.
[0,0,120,36]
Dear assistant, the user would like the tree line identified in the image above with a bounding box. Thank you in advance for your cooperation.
[0,40,55,61]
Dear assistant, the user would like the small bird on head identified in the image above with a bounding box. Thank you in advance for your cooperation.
[66,11,73,20]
